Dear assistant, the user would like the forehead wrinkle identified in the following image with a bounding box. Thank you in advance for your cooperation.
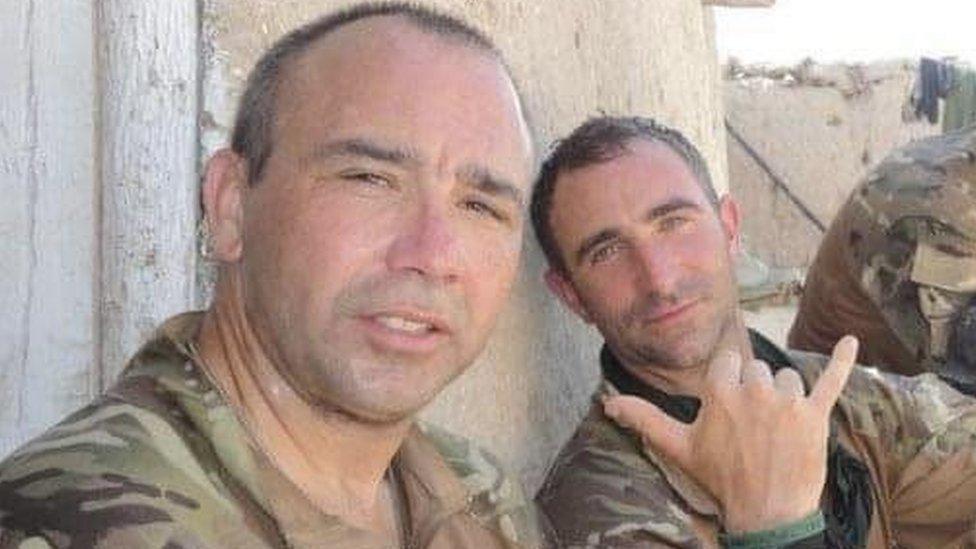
[275,19,530,202]
[299,137,422,169]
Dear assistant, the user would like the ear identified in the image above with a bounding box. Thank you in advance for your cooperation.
[201,149,247,263]
[717,194,742,256]
[544,268,594,324]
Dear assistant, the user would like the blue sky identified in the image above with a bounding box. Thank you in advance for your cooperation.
[715,0,976,65]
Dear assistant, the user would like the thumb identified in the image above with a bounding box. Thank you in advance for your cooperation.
[603,395,692,466]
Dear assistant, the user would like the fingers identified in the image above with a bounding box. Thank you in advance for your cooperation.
[705,351,743,390]
[741,358,805,397]
[809,335,859,412]
[743,358,804,398]
[773,368,805,396]
[603,395,691,464]
[742,359,774,387]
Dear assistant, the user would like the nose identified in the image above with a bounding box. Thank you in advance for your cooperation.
[385,199,463,282]
[632,239,680,295]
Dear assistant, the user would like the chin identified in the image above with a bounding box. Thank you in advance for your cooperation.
[633,336,713,370]
[345,379,449,423]
[345,406,417,425]
[343,396,431,424]
[302,353,466,422]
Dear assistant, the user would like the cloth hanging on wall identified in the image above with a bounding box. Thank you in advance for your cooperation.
[911,57,954,124]
[943,64,976,133]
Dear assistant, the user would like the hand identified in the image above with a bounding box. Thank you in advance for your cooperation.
[603,336,858,533]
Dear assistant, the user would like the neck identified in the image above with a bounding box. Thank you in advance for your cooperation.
[195,269,410,531]
[618,311,754,397]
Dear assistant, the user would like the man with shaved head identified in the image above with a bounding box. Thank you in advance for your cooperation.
[0,4,543,547]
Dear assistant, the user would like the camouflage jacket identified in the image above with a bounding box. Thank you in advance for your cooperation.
[789,128,976,381]
[536,332,976,548]
[0,313,543,548]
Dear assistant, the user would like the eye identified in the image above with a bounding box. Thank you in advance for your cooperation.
[340,170,393,189]
[658,214,691,232]
[589,241,623,265]
[462,198,506,222]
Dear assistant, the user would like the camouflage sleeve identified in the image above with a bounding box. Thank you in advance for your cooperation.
[0,467,210,549]
[795,354,976,547]
[417,422,554,548]
[535,406,711,548]
[0,397,264,549]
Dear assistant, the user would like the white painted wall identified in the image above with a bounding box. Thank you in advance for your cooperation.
[97,1,200,382]
[0,0,99,455]
[0,0,200,456]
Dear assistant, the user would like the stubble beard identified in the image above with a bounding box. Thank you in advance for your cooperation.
[629,304,737,371]
[293,344,467,425]
[615,281,739,372]
[280,272,471,423]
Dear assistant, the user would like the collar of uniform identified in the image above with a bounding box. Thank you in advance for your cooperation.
[393,425,472,541]
[254,424,470,548]
[121,311,472,545]
[121,311,275,511]
[600,329,802,424]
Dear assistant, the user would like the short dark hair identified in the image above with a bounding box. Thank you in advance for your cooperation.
[230,2,501,184]
[530,116,718,275]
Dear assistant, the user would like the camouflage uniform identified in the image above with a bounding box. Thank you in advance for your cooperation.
[536,331,976,548]
[789,128,976,386]
[0,313,544,548]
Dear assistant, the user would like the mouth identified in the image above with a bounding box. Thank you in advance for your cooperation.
[640,298,701,326]
[358,309,451,354]
[374,315,437,334]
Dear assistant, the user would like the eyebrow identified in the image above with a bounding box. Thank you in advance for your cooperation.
[573,197,704,265]
[643,198,702,222]
[457,165,525,209]
[301,138,419,167]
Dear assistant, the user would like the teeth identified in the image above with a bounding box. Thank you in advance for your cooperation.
[375,315,433,333]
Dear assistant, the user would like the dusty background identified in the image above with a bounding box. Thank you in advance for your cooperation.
[725,60,938,269]
[729,60,941,358]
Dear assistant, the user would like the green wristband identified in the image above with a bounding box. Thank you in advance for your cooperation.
[718,510,826,549]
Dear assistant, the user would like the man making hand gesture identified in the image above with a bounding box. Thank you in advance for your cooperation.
[606,337,856,536]
[532,116,976,547]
